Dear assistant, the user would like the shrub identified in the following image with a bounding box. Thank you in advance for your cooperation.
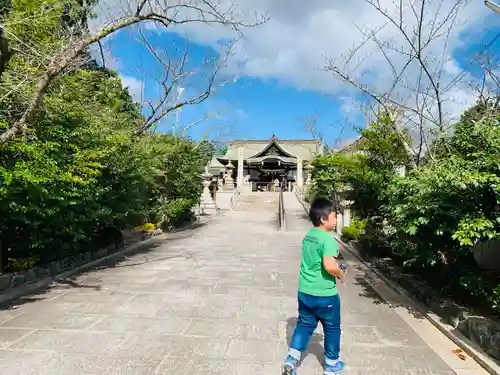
[136,223,156,232]
[153,198,196,231]
[341,225,360,242]
[341,219,367,242]
[6,256,39,272]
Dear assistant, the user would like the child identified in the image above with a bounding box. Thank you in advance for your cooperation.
[283,197,346,375]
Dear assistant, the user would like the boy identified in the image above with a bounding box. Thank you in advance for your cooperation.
[283,197,346,375]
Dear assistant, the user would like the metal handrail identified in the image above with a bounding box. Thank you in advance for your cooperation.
[278,188,286,230]
[229,190,241,209]
[294,187,310,214]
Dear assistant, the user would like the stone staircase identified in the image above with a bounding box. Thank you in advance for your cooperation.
[233,192,278,212]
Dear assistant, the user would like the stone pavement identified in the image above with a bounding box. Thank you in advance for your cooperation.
[0,193,488,374]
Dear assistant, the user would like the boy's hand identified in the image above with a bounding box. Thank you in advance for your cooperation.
[337,264,347,283]
[322,257,347,281]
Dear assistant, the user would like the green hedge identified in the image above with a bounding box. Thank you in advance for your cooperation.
[341,219,367,242]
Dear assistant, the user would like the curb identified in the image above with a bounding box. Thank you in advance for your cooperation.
[0,208,230,307]
[0,235,164,306]
[334,234,500,375]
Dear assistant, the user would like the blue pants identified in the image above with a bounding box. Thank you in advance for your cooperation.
[289,291,342,362]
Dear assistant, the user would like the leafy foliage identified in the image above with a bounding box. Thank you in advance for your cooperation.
[383,102,500,312]
[215,145,228,155]
[197,140,216,167]
[310,112,410,218]
[310,153,353,199]
[0,0,205,270]
[0,68,204,268]
[341,219,367,242]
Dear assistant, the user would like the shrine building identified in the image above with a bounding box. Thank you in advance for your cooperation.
[209,135,324,192]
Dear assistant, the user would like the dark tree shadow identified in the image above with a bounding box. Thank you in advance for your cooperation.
[55,279,101,290]
[352,273,425,319]
[354,276,388,305]
[338,251,427,320]
[0,221,210,312]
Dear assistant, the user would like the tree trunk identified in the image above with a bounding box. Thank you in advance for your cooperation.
[0,16,147,144]
[0,26,12,79]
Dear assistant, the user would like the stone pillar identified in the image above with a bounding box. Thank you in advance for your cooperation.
[237,146,244,190]
[297,157,303,191]
[224,161,235,190]
[336,212,343,234]
[396,165,406,177]
[343,206,351,228]
[199,166,217,215]
[305,165,313,190]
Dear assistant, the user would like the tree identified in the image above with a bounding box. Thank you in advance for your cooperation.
[0,68,143,263]
[0,0,267,143]
[197,139,216,166]
[214,145,227,155]
[0,64,207,269]
[325,0,499,168]
[311,111,411,216]
[380,99,500,312]
[309,99,500,314]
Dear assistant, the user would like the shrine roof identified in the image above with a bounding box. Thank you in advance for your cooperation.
[217,136,323,162]
[207,156,225,173]
[246,156,298,164]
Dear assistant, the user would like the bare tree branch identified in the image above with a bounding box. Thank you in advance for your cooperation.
[182,107,231,134]
[363,0,447,130]
[0,2,268,144]
[97,39,106,69]
[324,0,477,170]
[129,29,238,136]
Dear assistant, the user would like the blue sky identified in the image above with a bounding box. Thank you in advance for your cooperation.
[106,28,359,146]
[102,3,500,147]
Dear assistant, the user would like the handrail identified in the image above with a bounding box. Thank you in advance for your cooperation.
[294,187,310,214]
[229,189,241,209]
[278,188,286,230]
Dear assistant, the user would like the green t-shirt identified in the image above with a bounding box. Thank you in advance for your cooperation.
[298,227,340,297]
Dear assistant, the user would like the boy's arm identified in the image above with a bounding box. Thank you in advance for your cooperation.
[323,256,346,281]
[322,237,346,281]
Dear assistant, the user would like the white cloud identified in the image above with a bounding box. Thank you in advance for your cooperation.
[88,0,498,132]
[120,75,144,102]
[235,108,248,120]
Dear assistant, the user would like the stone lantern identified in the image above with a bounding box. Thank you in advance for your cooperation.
[224,161,235,190]
[199,166,217,215]
[305,164,314,189]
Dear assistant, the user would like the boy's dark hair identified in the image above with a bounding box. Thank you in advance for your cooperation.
[308,197,339,226]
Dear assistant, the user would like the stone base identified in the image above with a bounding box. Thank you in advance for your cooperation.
[199,205,218,215]
[199,197,218,215]
[239,183,252,193]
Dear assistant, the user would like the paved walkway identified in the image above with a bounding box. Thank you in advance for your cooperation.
[0,193,489,374]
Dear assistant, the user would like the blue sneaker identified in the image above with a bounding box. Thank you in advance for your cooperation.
[324,360,345,374]
[283,355,298,375]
